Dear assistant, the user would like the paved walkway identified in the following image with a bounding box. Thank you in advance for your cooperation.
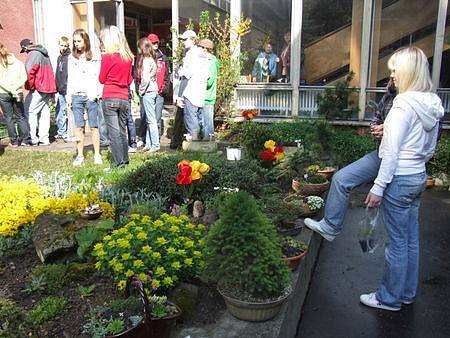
[297,186,450,338]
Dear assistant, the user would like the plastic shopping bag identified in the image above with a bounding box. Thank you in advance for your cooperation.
[358,206,382,253]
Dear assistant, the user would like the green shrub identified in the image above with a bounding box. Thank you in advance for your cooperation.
[331,128,376,167]
[27,296,67,325]
[204,192,290,299]
[25,264,67,294]
[427,136,450,176]
[75,219,115,258]
[0,299,27,337]
[117,153,270,203]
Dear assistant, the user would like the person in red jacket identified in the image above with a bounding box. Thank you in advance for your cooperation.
[99,26,134,170]
[20,38,56,146]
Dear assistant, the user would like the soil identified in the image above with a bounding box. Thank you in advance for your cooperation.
[281,244,304,258]
[0,245,225,337]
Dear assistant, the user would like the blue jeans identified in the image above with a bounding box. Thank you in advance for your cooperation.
[72,95,98,128]
[200,104,214,140]
[142,91,160,149]
[97,99,109,145]
[376,172,426,308]
[156,94,164,136]
[126,100,137,148]
[55,94,67,138]
[102,98,129,168]
[183,97,202,135]
[0,93,30,145]
[321,151,381,234]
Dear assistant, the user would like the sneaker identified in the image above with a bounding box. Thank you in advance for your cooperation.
[136,140,144,148]
[128,147,137,153]
[39,141,50,146]
[103,167,112,174]
[94,154,103,165]
[360,293,401,311]
[402,299,414,305]
[73,155,85,166]
[304,218,336,242]
[140,147,151,153]
[148,147,160,153]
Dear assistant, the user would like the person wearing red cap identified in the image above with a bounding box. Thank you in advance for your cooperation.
[147,33,170,137]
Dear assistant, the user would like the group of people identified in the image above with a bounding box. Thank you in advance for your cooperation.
[0,26,178,169]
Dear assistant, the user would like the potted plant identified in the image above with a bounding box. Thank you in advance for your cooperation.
[281,237,308,271]
[83,276,181,338]
[282,194,324,218]
[292,165,329,196]
[426,175,435,188]
[226,145,243,161]
[317,165,337,180]
[204,191,291,322]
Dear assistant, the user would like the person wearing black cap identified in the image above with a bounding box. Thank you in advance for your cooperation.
[20,38,56,146]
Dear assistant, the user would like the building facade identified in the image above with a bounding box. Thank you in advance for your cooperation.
[8,0,450,122]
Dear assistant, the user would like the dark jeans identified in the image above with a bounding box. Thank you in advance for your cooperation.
[102,98,129,168]
[127,100,137,148]
[97,99,109,145]
[170,105,186,149]
[0,93,30,145]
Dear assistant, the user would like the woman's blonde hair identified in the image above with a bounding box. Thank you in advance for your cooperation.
[0,43,9,68]
[100,25,134,62]
[387,46,432,93]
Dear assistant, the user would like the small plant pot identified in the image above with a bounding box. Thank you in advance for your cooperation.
[292,178,329,196]
[218,285,291,322]
[79,210,103,220]
[277,220,304,236]
[426,176,435,189]
[226,147,242,161]
[317,167,336,180]
[282,194,320,218]
[283,250,307,271]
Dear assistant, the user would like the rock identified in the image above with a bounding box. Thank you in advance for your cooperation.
[182,140,218,153]
[201,210,219,225]
[169,282,200,321]
[434,173,448,187]
[192,200,204,218]
[32,212,100,263]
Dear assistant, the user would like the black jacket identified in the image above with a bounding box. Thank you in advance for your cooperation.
[55,49,70,95]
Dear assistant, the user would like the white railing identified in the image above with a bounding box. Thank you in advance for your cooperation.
[235,84,292,116]
[298,86,330,117]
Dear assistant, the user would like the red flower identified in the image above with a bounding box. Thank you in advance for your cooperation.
[176,164,193,185]
[274,146,284,153]
[260,149,276,161]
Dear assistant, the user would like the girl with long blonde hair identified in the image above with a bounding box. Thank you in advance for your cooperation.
[99,25,134,169]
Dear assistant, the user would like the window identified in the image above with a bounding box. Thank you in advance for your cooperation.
[240,0,292,83]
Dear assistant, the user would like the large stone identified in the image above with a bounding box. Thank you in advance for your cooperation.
[32,212,100,263]
[182,140,218,153]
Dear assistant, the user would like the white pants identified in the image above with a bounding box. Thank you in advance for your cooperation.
[27,90,51,144]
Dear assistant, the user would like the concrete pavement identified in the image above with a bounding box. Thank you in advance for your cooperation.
[296,187,450,338]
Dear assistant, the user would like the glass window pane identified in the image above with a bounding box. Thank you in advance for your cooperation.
[72,2,88,32]
[301,0,357,86]
[439,5,450,88]
[94,1,117,32]
[179,0,230,31]
[240,0,292,83]
[370,0,439,89]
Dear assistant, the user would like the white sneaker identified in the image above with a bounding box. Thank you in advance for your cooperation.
[148,147,160,153]
[402,299,414,305]
[94,154,103,165]
[360,293,400,311]
[304,218,336,242]
[73,155,85,166]
[136,140,144,148]
[128,147,137,153]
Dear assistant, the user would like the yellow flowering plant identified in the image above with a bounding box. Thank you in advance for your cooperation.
[93,213,206,293]
[0,177,114,237]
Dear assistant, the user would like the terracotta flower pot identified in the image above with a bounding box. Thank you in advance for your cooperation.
[283,250,307,271]
[291,178,329,196]
[426,176,435,189]
[317,167,336,180]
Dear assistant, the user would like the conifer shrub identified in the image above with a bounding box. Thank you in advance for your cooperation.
[204,191,290,300]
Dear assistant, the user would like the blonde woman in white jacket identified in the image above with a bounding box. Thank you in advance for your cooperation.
[360,47,444,311]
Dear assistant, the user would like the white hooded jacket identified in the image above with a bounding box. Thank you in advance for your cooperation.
[371,91,444,197]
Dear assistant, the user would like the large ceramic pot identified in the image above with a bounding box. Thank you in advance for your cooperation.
[292,178,329,196]
[218,285,291,322]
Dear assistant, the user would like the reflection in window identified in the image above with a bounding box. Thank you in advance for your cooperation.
[240,0,292,83]
[301,0,355,86]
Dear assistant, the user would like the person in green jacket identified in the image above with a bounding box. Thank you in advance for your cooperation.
[0,42,30,147]
[198,39,219,140]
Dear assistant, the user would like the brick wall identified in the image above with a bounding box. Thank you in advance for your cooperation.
[0,0,35,63]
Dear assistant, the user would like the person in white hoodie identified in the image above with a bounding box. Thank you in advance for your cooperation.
[307,47,444,311]
[67,28,102,166]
